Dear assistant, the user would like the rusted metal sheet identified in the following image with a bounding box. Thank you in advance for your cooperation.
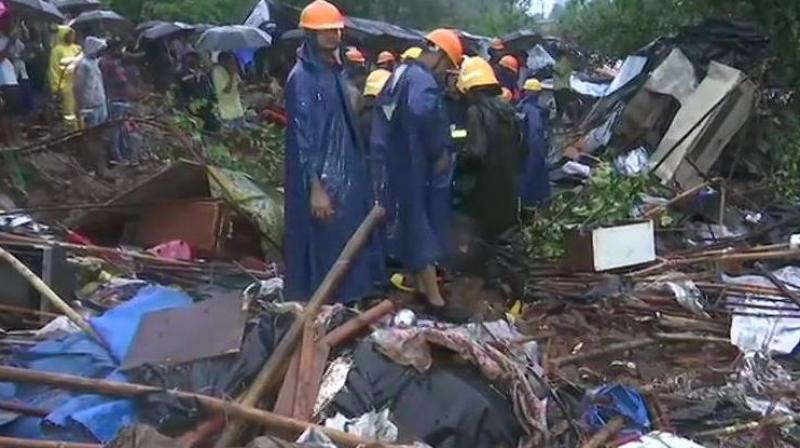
[120,296,247,371]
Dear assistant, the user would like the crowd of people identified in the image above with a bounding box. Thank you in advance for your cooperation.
[285,0,553,307]
[0,0,555,307]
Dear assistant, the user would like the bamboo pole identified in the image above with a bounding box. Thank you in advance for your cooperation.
[0,246,106,347]
[0,366,394,448]
[0,437,100,448]
[644,178,721,219]
[580,417,625,448]
[552,333,730,367]
[692,415,798,438]
[213,205,385,447]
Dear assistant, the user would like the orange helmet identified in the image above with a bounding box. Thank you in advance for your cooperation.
[499,55,519,73]
[426,29,463,67]
[345,47,366,63]
[377,51,395,65]
[299,0,345,30]
[491,38,505,50]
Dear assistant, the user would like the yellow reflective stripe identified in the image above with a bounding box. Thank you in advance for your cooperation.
[451,129,468,139]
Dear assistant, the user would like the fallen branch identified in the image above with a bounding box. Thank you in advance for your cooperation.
[581,417,625,448]
[0,246,106,348]
[0,366,395,448]
[692,414,798,438]
[552,333,730,367]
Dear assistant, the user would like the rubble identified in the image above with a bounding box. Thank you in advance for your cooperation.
[1,5,800,448]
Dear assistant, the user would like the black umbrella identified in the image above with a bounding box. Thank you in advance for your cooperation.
[136,20,168,32]
[6,0,65,22]
[53,0,102,14]
[196,25,273,52]
[141,21,195,40]
[70,10,128,27]
[501,29,542,53]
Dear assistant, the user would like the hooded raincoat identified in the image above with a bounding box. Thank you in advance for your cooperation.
[48,26,81,121]
[371,62,451,270]
[74,37,108,115]
[284,39,383,303]
[517,92,551,206]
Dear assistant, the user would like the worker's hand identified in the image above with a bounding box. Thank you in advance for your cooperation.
[434,152,450,174]
[311,181,335,221]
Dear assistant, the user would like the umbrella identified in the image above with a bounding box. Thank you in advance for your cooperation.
[501,29,542,53]
[136,20,167,32]
[53,0,102,14]
[196,25,272,52]
[6,0,65,22]
[70,10,128,27]
[141,21,195,40]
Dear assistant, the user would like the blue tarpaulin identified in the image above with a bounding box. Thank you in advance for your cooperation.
[0,286,193,443]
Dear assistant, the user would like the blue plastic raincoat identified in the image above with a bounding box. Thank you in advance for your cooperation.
[284,39,383,303]
[371,62,451,270]
[517,92,552,206]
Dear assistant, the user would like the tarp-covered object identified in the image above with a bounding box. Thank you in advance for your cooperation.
[333,341,523,448]
[208,166,284,253]
[0,286,192,443]
[128,309,295,432]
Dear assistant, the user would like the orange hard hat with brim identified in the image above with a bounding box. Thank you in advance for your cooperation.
[377,51,395,65]
[426,28,464,67]
[499,55,519,73]
[299,0,345,30]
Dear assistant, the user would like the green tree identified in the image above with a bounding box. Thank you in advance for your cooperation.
[112,0,536,36]
[557,0,800,86]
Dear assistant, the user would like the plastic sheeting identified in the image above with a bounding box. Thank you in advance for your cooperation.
[369,320,546,447]
[605,56,648,97]
[619,431,706,448]
[526,45,555,74]
[583,385,651,438]
[333,341,523,448]
[725,266,800,354]
[207,166,284,252]
[0,286,193,443]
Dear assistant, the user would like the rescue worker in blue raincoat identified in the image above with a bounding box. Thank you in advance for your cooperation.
[284,0,384,303]
[517,78,552,208]
[370,29,464,307]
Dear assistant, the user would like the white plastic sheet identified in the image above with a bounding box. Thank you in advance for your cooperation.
[605,55,648,96]
[619,431,706,448]
[726,267,800,354]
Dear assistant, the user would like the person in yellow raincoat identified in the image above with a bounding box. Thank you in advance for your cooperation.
[48,26,81,126]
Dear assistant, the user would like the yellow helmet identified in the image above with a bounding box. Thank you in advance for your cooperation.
[524,78,543,92]
[401,46,423,60]
[456,56,499,93]
[363,69,392,97]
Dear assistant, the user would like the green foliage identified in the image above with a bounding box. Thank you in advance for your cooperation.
[170,108,285,188]
[765,112,800,203]
[557,0,800,86]
[523,162,661,258]
[111,0,536,36]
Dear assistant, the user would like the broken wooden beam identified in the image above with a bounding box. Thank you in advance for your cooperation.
[0,365,395,448]
[212,205,386,447]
